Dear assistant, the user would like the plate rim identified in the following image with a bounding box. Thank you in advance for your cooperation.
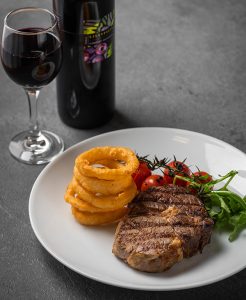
[29,127,246,291]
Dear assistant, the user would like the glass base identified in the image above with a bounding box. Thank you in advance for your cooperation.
[9,129,64,165]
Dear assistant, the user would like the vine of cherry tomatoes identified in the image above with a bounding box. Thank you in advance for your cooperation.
[132,156,212,193]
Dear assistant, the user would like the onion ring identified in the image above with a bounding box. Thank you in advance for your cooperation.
[75,146,139,180]
[71,206,128,225]
[73,166,133,195]
[70,177,137,209]
[65,184,117,213]
[93,159,125,169]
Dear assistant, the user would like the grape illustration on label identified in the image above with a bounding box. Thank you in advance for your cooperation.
[83,10,114,64]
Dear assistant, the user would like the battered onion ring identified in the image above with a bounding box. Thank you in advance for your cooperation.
[75,146,139,180]
[74,166,133,195]
[93,159,125,169]
[72,206,128,225]
[70,177,137,209]
[65,184,117,213]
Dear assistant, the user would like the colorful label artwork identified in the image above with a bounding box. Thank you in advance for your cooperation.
[83,10,114,64]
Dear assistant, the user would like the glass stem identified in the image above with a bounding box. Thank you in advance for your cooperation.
[25,88,40,136]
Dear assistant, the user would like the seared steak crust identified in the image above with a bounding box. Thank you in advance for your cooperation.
[112,185,214,272]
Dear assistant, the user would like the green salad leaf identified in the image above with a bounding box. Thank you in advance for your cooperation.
[175,171,246,241]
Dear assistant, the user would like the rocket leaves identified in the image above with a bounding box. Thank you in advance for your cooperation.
[176,171,246,241]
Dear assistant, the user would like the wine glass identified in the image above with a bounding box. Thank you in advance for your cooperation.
[1,7,64,164]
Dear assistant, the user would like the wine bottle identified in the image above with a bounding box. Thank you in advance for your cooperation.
[53,0,115,128]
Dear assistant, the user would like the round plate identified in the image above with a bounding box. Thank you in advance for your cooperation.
[29,127,246,290]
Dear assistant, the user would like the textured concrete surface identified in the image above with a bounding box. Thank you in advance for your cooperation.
[0,0,246,299]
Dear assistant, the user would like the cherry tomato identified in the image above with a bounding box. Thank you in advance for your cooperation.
[163,160,191,186]
[141,175,166,192]
[187,171,213,194]
[193,171,212,184]
[132,162,151,190]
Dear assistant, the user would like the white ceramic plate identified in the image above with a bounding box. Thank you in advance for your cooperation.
[29,127,246,290]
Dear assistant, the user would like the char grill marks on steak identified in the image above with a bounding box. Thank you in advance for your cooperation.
[112,185,214,272]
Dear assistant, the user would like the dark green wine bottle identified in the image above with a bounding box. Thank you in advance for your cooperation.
[53,0,115,128]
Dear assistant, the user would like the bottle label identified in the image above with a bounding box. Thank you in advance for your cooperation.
[83,10,114,64]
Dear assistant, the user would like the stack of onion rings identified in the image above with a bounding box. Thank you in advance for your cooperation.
[64,146,139,225]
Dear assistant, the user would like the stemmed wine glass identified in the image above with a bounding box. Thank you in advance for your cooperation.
[1,7,64,164]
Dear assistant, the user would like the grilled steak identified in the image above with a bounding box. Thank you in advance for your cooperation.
[112,185,214,272]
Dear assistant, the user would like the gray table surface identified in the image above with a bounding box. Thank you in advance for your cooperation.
[1,0,246,299]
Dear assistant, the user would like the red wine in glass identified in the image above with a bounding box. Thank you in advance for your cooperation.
[0,8,64,165]
[2,28,62,88]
